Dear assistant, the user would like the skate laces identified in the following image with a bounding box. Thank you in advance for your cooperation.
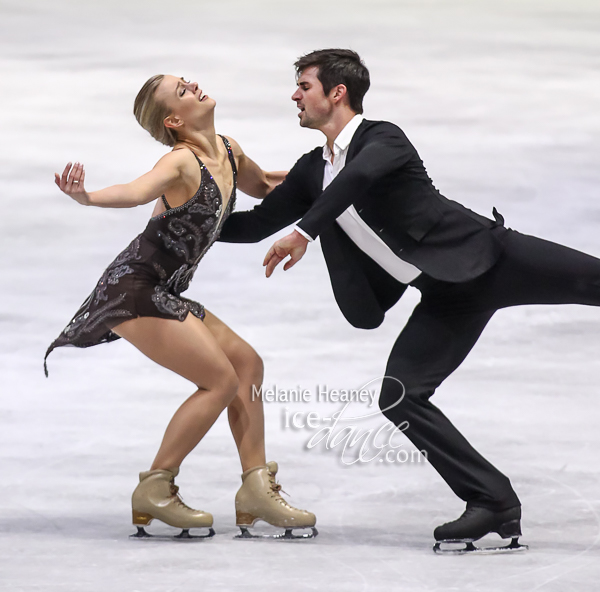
[268,472,293,507]
[169,480,193,511]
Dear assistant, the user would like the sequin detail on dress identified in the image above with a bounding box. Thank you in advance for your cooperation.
[45,135,237,376]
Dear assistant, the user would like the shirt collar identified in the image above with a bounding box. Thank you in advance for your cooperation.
[323,114,364,161]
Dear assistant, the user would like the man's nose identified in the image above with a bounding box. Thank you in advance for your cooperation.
[291,89,301,101]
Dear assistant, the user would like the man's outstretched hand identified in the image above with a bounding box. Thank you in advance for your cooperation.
[263,230,309,277]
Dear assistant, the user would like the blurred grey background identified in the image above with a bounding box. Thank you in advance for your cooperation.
[1,1,599,590]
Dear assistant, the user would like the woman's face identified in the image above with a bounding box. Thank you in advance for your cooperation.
[155,74,216,129]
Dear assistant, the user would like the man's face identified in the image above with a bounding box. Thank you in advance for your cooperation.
[291,66,334,129]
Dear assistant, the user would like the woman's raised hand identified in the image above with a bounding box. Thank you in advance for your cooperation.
[55,162,90,205]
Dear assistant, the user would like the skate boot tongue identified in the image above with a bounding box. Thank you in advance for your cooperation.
[264,461,290,497]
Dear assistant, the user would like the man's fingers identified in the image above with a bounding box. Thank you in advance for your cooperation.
[265,254,284,278]
[263,233,308,276]
[265,255,280,277]
[282,247,307,271]
[264,241,291,266]
[263,246,275,267]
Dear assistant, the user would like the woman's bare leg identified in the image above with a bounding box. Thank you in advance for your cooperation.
[203,310,266,472]
[112,314,239,470]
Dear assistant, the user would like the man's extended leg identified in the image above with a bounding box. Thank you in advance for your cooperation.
[468,228,600,311]
[380,227,600,505]
[378,297,520,510]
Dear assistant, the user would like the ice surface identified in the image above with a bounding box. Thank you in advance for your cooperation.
[1,0,599,590]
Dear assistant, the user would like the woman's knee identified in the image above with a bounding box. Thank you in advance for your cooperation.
[215,365,240,405]
[193,357,239,405]
[220,370,240,405]
[248,350,264,384]
[230,343,264,385]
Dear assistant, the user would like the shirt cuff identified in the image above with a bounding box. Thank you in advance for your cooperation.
[293,225,314,242]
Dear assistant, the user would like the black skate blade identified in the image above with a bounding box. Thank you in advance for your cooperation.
[130,526,215,541]
[433,536,528,555]
[235,526,318,540]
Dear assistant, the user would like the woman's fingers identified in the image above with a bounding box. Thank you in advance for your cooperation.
[64,162,84,192]
[71,163,83,188]
[65,167,75,192]
[56,162,86,195]
[60,162,72,189]
[67,163,80,191]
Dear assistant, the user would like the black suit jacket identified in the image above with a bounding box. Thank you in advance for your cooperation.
[219,119,504,329]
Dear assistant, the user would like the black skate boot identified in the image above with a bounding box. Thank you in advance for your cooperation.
[433,505,528,554]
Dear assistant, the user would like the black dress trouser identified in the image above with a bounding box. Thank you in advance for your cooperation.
[378,227,600,510]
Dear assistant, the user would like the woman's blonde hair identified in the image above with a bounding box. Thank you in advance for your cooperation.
[133,74,178,147]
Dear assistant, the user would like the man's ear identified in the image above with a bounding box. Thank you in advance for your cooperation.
[330,84,348,105]
[164,114,183,130]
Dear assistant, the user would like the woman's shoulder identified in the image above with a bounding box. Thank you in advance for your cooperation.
[154,146,199,173]
[222,135,243,158]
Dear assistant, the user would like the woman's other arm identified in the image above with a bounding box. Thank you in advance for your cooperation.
[224,136,286,199]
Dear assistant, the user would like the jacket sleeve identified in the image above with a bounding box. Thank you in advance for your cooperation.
[296,124,414,240]
[219,154,313,243]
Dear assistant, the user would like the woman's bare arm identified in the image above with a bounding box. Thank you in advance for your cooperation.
[54,150,189,208]
[225,136,287,199]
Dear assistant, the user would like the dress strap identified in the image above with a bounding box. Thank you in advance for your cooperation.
[219,134,238,179]
[161,195,171,210]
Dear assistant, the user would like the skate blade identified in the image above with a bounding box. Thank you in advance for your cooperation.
[433,537,528,555]
[130,526,215,541]
[235,526,318,540]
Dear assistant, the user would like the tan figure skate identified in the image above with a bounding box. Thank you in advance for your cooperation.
[235,461,318,539]
[130,467,215,540]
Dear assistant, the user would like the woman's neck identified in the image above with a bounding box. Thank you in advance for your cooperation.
[177,123,221,160]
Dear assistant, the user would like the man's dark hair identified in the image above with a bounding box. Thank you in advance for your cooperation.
[294,49,370,114]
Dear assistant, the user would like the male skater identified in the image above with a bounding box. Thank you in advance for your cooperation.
[219,49,600,552]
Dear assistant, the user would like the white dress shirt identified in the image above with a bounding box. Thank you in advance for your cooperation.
[294,115,421,284]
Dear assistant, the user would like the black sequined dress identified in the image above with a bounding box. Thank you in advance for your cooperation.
[45,135,237,376]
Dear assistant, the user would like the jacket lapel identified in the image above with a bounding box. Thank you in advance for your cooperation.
[308,119,367,201]
[309,155,326,201]
[345,119,368,162]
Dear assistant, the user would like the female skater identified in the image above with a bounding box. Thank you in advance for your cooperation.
[45,74,317,540]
